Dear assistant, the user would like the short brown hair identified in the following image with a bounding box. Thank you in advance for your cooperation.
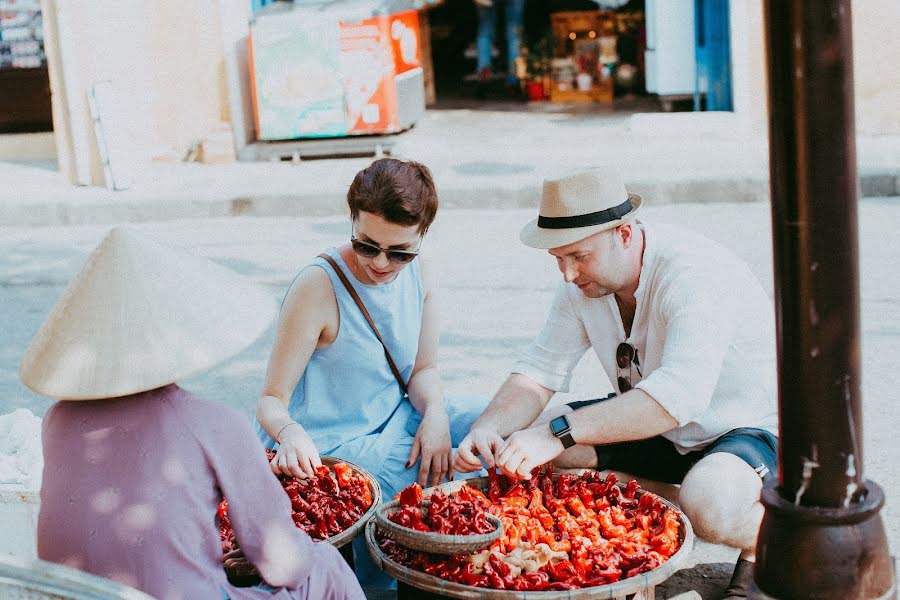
[347,158,438,234]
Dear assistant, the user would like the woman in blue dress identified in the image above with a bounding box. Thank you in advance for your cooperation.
[255,158,486,587]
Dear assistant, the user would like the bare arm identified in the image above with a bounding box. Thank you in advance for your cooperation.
[570,388,677,445]
[474,373,555,437]
[453,373,555,472]
[210,412,317,587]
[405,258,452,486]
[454,282,585,473]
[256,267,334,478]
[496,387,678,479]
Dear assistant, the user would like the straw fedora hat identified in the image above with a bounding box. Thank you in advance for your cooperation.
[520,168,642,249]
[20,226,277,401]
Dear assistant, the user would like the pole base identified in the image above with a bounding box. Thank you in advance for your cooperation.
[751,480,895,599]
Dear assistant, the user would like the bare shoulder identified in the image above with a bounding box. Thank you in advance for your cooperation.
[285,264,333,299]
[280,265,338,329]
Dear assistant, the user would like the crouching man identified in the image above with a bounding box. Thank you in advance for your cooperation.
[454,169,778,600]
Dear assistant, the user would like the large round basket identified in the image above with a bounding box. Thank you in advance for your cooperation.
[374,498,503,555]
[320,455,381,548]
[365,473,694,599]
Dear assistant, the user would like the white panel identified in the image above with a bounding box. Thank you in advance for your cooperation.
[645,49,658,92]
[647,0,696,96]
[645,0,658,49]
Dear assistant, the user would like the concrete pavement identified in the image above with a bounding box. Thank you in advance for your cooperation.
[1,200,897,598]
[1,109,898,227]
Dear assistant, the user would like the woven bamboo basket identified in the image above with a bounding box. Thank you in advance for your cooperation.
[319,455,381,548]
[365,473,695,599]
[226,456,379,586]
[375,498,503,555]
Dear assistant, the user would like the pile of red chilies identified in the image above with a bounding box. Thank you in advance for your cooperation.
[389,481,495,535]
[219,449,373,552]
[379,466,681,590]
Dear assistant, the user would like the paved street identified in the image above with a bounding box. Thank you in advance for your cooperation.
[1,110,897,227]
[1,199,897,598]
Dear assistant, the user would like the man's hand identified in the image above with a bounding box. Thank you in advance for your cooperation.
[453,427,505,473]
[271,425,321,479]
[408,410,452,487]
[496,424,564,480]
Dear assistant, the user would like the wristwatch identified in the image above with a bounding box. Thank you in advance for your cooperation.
[549,415,576,449]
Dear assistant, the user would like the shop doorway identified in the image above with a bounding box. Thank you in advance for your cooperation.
[425,0,732,113]
[425,0,654,110]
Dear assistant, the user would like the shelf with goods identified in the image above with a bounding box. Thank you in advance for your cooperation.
[0,0,51,133]
[546,10,617,104]
[0,0,44,69]
[538,8,644,105]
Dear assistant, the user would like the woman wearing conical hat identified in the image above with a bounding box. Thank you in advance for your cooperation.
[20,226,364,600]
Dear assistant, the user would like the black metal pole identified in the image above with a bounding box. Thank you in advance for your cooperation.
[753,1,894,598]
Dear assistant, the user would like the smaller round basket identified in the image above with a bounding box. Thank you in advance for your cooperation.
[374,499,503,555]
[320,456,381,548]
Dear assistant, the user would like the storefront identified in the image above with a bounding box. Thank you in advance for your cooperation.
[423,0,733,112]
[3,0,895,182]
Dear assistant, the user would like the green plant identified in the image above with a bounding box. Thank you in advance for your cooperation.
[523,29,553,78]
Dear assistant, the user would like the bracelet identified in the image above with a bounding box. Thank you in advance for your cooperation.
[275,421,300,444]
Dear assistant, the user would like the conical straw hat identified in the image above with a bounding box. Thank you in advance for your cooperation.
[20,225,277,400]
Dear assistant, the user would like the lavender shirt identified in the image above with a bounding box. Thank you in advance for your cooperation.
[38,384,364,600]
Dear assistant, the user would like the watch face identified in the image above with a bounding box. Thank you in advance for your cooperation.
[550,415,570,436]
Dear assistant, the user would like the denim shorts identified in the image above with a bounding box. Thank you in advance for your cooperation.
[566,394,778,485]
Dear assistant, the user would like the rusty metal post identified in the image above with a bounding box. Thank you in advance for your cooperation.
[753,1,895,598]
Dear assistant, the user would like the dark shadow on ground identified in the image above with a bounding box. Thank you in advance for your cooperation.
[655,561,734,599]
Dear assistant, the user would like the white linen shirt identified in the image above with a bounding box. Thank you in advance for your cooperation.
[514,222,778,453]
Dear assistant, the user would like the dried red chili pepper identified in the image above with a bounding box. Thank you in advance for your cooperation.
[378,467,682,590]
[218,450,373,553]
[390,483,497,536]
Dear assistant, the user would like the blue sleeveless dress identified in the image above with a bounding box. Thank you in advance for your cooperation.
[258,248,487,587]
[256,248,488,588]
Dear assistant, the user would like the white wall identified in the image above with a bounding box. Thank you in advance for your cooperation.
[851,1,900,135]
[0,133,56,162]
[730,0,900,136]
[42,0,231,184]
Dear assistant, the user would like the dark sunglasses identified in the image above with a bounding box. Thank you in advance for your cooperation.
[350,236,420,264]
[616,342,643,392]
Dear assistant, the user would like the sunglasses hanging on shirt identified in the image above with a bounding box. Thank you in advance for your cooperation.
[616,341,642,392]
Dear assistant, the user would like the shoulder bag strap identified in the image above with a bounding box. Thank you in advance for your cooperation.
[318,253,409,395]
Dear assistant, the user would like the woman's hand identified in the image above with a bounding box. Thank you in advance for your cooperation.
[407,409,452,487]
[222,549,260,580]
[271,423,322,479]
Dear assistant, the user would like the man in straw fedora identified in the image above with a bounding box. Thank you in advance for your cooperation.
[454,168,778,598]
[21,226,364,600]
